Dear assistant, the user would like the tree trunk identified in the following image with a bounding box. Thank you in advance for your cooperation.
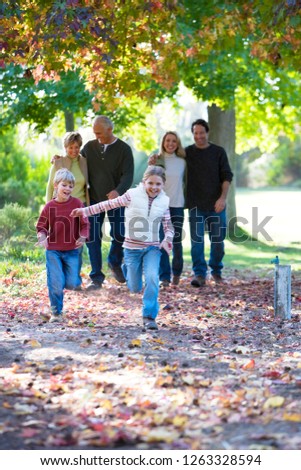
[64,111,75,132]
[207,104,237,228]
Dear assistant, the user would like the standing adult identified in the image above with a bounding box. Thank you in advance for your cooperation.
[81,115,134,290]
[186,118,233,287]
[149,131,186,287]
[46,131,90,286]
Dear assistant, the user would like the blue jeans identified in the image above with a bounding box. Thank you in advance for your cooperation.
[189,208,226,278]
[123,246,161,319]
[87,202,125,283]
[159,207,184,281]
[46,249,80,315]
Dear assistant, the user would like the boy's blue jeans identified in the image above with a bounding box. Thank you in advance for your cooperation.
[123,246,161,319]
[46,249,81,315]
[189,208,227,278]
[159,207,184,281]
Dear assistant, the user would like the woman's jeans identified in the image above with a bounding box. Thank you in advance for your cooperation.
[159,207,184,281]
[87,203,125,283]
[123,246,161,319]
[189,208,226,278]
[46,249,80,315]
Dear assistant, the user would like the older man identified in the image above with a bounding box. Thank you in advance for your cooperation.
[81,115,134,290]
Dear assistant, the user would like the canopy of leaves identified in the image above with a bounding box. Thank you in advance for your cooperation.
[0,0,180,107]
[2,1,301,150]
[0,65,92,133]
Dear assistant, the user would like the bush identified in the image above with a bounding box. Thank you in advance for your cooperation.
[0,203,43,260]
[0,203,33,242]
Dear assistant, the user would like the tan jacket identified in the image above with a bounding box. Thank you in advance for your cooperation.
[46,155,90,205]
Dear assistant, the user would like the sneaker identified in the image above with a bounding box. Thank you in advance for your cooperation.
[143,317,159,330]
[86,280,103,291]
[108,263,126,283]
[160,280,170,288]
[211,273,223,283]
[49,314,63,323]
[172,275,180,286]
[191,276,206,287]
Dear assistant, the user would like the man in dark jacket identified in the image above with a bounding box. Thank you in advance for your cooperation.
[185,118,233,287]
[81,116,134,290]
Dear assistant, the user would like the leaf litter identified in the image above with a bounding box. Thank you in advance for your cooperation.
[0,268,301,450]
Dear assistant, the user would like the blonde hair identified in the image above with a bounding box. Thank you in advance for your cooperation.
[159,131,186,158]
[63,131,83,148]
[143,165,166,183]
[53,169,75,186]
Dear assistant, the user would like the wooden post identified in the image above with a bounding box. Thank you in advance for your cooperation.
[274,265,291,319]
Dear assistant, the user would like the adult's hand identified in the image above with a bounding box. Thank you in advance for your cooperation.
[214,197,226,213]
[50,154,62,164]
[148,153,158,165]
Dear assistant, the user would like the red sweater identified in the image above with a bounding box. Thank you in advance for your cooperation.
[36,197,89,251]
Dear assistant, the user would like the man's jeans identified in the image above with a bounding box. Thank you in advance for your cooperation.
[159,207,184,281]
[123,246,161,319]
[46,249,80,315]
[87,203,125,283]
[189,207,227,278]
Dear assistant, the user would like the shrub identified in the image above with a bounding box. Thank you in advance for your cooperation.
[0,203,33,243]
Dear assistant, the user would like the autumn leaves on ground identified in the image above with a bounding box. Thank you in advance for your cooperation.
[1,267,301,450]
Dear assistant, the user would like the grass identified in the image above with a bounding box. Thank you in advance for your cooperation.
[1,187,300,278]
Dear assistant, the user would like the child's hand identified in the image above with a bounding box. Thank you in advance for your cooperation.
[70,208,84,217]
[35,235,48,248]
[75,237,86,247]
[160,240,172,255]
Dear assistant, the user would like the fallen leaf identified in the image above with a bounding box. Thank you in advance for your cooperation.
[242,359,255,370]
[131,339,142,348]
[263,396,285,409]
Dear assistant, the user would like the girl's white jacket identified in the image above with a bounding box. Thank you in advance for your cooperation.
[125,183,170,243]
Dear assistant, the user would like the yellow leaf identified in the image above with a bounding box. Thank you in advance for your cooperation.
[51,364,65,372]
[131,339,142,348]
[283,413,301,422]
[100,399,113,411]
[155,375,173,387]
[263,396,285,409]
[2,402,13,409]
[151,338,165,345]
[172,415,188,427]
[29,339,42,348]
[144,427,180,443]
[199,379,211,387]
[163,365,178,372]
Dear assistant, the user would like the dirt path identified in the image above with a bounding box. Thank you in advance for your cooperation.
[1,269,301,450]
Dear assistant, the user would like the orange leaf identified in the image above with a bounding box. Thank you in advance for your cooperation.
[242,359,255,370]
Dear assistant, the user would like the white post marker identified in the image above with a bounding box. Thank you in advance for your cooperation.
[272,256,291,320]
